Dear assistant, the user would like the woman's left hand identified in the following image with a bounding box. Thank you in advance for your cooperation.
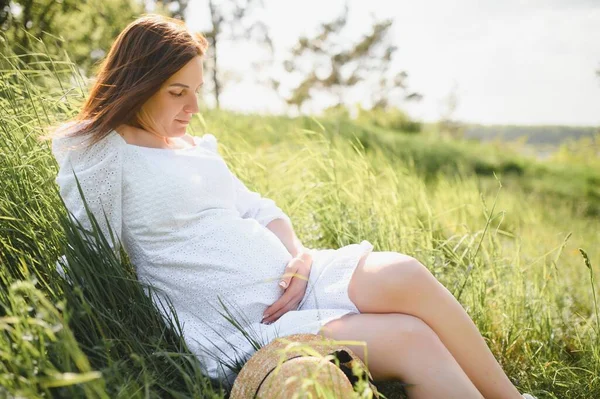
[262,251,313,324]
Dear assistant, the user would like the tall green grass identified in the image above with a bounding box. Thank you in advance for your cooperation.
[0,37,381,398]
[1,36,599,398]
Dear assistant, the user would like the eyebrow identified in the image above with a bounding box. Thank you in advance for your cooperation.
[168,82,204,89]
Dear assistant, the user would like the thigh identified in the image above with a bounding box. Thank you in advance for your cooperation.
[298,241,373,313]
[319,313,484,399]
[347,250,430,313]
[317,312,437,381]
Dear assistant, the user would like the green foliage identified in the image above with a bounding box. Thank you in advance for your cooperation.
[0,43,229,398]
[354,104,421,134]
[0,42,379,398]
[550,133,600,169]
[202,108,600,398]
[2,31,600,399]
[52,0,147,74]
[1,0,80,49]
[1,280,108,398]
[1,0,147,75]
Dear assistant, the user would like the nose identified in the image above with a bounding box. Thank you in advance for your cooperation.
[183,94,199,115]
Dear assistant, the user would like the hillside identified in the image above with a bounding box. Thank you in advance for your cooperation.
[198,109,600,218]
[463,124,599,146]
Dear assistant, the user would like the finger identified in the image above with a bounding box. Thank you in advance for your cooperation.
[264,262,310,319]
[263,276,305,320]
[263,287,297,321]
[297,251,313,265]
[281,263,311,290]
[266,265,310,317]
[263,298,302,324]
[263,280,307,322]
[279,258,302,289]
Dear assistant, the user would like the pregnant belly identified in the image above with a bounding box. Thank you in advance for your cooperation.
[197,218,294,323]
[134,214,293,325]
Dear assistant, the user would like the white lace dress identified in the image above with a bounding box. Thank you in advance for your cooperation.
[52,122,374,387]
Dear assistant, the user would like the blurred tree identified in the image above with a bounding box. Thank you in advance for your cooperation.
[437,82,464,139]
[55,0,150,75]
[199,0,272,109]
[0,0,13,31]
[158,0,189,20]
[273,2,421,114]
[0,0,80,56]
[354,104,421,133]
[0,0,150,75]
[0,0,274,111]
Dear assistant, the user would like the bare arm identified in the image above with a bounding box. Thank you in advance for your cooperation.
[263,217,313,320]
[265,218,307,258]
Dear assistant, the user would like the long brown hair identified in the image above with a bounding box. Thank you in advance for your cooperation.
[42,14,209,147]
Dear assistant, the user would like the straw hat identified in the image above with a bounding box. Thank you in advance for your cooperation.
[230,333,380,399]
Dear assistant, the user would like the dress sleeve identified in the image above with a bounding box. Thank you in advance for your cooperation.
[196,133,291,227]
[230,171,291,227]
[52,123,125,265]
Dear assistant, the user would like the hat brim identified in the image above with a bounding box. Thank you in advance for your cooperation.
[229,333,380,398]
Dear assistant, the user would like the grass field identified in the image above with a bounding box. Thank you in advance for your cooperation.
[1,48,599,398]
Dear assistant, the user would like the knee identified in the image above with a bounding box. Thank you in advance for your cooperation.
[385,253,435,292]
[390,314,442,348]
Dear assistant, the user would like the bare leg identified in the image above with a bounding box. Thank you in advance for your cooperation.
[319,312,484,398]
[348,251,523,399]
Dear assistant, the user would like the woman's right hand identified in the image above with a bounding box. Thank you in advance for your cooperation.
[262,253,313,324]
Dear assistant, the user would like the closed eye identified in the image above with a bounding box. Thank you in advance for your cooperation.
[170,90,202,97]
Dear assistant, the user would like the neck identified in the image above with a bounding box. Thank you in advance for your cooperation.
[147,128,173,146]
[119,124,175,147]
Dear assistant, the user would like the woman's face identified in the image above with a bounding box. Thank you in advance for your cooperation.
[138,55,204,138]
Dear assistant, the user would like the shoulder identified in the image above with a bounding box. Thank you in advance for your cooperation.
[51,121,91,163]
[182,133,196,146]
[193,133,219,153]
[52,121,124,170]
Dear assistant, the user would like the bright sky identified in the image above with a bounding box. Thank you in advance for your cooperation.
[186,0,600,126]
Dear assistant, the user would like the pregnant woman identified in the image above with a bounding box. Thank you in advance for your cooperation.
[50,14,535,399]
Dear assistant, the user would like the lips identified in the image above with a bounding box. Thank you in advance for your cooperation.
[176,119,190,124]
